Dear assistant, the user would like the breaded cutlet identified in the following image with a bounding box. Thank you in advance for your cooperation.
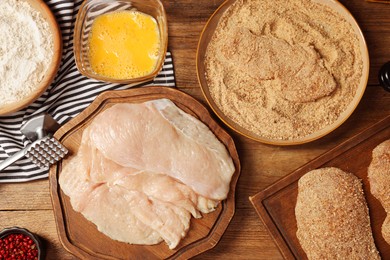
[368,139,390,244]
[296,167,380,259]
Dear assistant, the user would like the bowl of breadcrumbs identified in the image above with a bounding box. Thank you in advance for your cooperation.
[197,0,369,145]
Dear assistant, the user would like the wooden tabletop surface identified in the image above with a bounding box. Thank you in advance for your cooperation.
[1,0,390,259]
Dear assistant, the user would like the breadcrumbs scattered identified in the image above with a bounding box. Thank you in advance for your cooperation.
[204,0,363,140]
[296,167,380,259]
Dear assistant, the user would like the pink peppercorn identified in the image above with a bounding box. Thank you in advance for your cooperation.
[0,234,38,260]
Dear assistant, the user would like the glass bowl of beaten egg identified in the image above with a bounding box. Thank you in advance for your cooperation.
[73,0,168,84]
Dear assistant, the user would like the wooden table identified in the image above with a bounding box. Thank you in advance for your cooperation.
[1,0,389,259]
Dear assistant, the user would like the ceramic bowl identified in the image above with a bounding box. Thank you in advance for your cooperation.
[0,0,62,115]
[196,0,369,145]
[0,227,44,260]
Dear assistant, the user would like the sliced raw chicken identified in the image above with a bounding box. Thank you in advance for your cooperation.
[60,138,164,245]
[59,99,235,249]
[59,151,97,212]
[113,170,218,218]
[88,99,235,200]
[60,149,198,248]
[83,183,193,248]
[81,126,219,216]
[83,184,163,245]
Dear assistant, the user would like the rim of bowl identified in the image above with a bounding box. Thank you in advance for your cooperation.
[0,227,44,260]
[196,0,369,146]
[0,0,62,116]
[73,0,168,84]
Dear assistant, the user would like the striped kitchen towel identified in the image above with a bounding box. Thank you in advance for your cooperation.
[0,0,175,182]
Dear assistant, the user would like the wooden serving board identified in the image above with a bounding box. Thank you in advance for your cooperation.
[250,116,390,259]
[49,87,241,259]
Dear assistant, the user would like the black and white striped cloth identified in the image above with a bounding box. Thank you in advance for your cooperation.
[0,0,175,182]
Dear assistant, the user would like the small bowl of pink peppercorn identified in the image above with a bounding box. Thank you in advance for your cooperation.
[0,227,43,260]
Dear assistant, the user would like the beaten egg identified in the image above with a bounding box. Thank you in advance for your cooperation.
[88,10,161,79]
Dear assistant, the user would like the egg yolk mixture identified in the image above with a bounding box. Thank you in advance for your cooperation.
[88,10,160,79]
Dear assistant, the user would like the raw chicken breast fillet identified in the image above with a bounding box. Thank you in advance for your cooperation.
[59,99,235,249]
[88,99,235,200]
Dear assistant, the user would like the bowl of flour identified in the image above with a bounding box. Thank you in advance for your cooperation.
[197,0,369,145]
[0,0,62,115]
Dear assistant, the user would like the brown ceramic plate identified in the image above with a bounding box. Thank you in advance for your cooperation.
[0,0,62,115]
[249,116,390,259]
[49,87,241,259]
[196,0,369,145]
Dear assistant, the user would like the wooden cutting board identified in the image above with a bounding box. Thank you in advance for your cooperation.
[250,116,390,259]
[49,86,241,259]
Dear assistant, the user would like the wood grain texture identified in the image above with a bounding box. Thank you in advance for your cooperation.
[49,87,240,259]
[0,0,389,259]
[250,116,390,259]
[0,211,75,260]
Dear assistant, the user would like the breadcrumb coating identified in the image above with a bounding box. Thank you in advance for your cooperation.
[296,167,380,259]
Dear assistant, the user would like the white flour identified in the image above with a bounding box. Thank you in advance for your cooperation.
[0,0,54,107]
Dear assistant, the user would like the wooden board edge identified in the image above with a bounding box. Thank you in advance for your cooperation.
[50,86,242,259]
[249,195,296,260]
[49,166,104,259]
[248,115,390,259]
[175,145,241,259]
[253,115,390,201]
